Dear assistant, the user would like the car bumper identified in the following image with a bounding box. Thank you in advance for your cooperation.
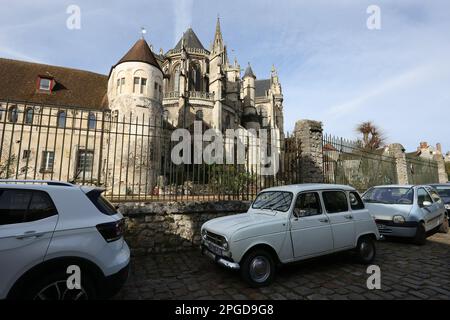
[101,263,129,299]
[375,220,418,238]
[201,245,240,270]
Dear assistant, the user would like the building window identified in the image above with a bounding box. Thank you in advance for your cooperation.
[39,78,52,91]
[57,111,66,128]
[133,77,147,94]
[117,77,125,94]
[25,108,34,124]
[195,110,203,121]
[40,151,55,172]
[88,112,96,130]
[8,106,18,123]
[23,150,31,159]
[76,149,94,175]
[173,66,180,92]
[0,104,3,120]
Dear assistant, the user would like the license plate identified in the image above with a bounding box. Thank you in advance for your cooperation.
[205,242,223,256]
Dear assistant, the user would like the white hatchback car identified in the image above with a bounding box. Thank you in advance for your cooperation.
[201,184,380,287]
[0,180,130,300]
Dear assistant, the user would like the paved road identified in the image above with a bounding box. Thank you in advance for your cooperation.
[115,233,450,300]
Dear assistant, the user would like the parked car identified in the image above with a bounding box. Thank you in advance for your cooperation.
[362,185,447,245]
[429,184,450,233]
[200,184,380,287]
[0,180,130,300]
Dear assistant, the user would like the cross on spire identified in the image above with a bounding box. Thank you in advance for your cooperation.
[141,27,147,39]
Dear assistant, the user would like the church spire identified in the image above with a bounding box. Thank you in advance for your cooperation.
[212,15,224,54]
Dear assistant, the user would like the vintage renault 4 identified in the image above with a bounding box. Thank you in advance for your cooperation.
[201,184,380,287]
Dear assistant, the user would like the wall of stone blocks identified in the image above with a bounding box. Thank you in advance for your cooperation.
[119,201,250,256]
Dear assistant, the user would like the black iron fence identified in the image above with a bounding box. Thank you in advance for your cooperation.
[0,100,303,202]
[322,134,398,192]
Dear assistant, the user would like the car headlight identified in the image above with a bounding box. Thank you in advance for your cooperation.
[445,204,450,210]
[222,241,229,250]
[201,228,207,240]
[393,215,406,224]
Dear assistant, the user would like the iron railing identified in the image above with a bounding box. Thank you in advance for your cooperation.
[322,134,398,192]
[0,100,302,202]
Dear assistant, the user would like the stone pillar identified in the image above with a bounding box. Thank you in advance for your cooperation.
[294,120,324,183]
[434,154,448,183]
[387,143,409,185]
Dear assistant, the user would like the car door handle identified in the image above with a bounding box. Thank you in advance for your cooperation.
[344,215,354,220]
[318,218,329,223]
[16,231,45,240]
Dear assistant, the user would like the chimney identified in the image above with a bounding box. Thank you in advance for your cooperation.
[436,143,442,154]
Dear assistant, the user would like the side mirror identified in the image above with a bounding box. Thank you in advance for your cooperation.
[422,201,432,207]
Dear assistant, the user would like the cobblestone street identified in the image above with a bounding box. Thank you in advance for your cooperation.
[116,233,450,300]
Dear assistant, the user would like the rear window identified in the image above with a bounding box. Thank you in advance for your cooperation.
[86,190,117,215]
[322,191,349,213]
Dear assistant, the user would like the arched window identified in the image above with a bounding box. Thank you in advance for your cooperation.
[57,111,66,128]
[190,64,201,91]
[25,108,34,124]
[195,110,203,121]
[8,106,18,123]
[225,115,231,129]
[88,112,96,129]
[173,65,180,92]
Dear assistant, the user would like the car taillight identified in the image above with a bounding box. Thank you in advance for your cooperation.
[96,219,125,242]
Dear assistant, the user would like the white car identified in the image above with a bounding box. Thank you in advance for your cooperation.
[201,184,380,287]
[0,180,130,300]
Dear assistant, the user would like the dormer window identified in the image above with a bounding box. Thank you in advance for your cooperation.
[37,76,54,93]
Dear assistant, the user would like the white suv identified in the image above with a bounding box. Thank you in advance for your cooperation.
[0,180,130,300]
[201,184,380,287]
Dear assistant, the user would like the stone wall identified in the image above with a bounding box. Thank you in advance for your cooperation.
[119,201,250,256]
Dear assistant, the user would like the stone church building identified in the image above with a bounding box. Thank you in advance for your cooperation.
[0,18,284,195]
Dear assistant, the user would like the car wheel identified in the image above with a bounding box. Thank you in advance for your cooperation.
[438,216,449,234]
[413,222,427,245]
[355,236,376,264]
[23,271,97,300]
[240,249,275,287]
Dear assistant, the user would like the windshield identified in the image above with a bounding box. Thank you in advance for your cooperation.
[434,187,450,201]
[363,187,414,205]
[252,191,293,212]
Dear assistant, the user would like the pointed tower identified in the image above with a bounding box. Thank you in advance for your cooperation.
[242,63,260,130]
[209,17,227,130]
[107,37,164,195]
[108,38,164,115]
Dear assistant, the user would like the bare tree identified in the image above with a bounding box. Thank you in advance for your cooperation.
[356,121,385,150]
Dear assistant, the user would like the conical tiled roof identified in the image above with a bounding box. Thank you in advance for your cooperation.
[244,63,256,79]
[116,39,161,71]
[174,28,206,51]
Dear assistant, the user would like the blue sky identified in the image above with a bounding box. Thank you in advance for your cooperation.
[1,0,449,153]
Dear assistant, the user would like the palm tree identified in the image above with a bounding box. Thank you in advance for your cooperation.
[356,121,385,150]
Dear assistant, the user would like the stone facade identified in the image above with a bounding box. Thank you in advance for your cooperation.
[120,201,250,255]
[294,120,324,183]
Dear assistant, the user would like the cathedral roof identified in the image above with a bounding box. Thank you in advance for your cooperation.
[255,79,271,97]
[0,58,108,110]
[115,38,162,71]
[174,28,206,51]
[244,63,256,79]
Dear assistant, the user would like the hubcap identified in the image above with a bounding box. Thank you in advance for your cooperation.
[360,241,374,260]
[249,256,271,283]
[33,280,88,300]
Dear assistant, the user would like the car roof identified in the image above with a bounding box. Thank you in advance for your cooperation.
[371,184,414,188]
[0,180,100,194]
[262,184,356,193]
